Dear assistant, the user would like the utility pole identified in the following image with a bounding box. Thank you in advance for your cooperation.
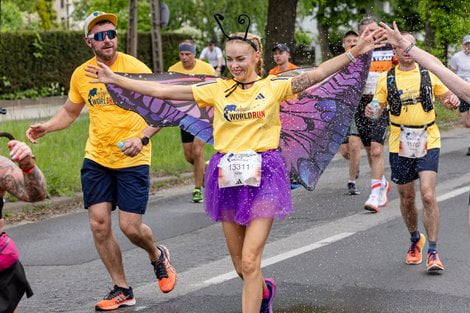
[150,0,164,72]
[126,0,138,57]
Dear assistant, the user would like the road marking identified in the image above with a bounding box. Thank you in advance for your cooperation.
[437,186,470,202]
[204,232,354,285]
[83,174,470,309]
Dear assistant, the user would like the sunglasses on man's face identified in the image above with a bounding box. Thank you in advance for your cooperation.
[87,30,117,41]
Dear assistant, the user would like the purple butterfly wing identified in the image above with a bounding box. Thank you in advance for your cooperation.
[106,72,215,144]
[280,52,371,191]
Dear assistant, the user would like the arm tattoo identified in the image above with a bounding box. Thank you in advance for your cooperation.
[0,159,47,202]
[291,72,314,94]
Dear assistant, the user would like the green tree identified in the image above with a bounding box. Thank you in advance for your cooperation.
[0,1,24,31]
[72,0,268,44]
[418,0,470,62]
[34,0,57,30]
[299,0,377,61]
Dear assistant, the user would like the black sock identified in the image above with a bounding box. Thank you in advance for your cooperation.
[410,230,420,243]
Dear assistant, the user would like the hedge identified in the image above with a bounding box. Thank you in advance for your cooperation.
[0,30,186,94]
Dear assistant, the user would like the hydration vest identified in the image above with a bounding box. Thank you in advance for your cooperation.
[386,65,434,116]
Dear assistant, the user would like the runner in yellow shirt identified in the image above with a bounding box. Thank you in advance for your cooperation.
[369,32,460,274]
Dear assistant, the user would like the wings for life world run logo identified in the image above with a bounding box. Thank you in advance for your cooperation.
[87,88,115,106]
[223,104,266,122]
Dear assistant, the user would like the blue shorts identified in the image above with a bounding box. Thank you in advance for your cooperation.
[389,148,439,185]
[80,158,150,214]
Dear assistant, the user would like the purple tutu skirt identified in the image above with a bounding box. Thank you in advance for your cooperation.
[204,150,293,225]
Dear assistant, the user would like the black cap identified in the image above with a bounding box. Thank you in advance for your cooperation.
[343,30,359,39]
[272,43,290,52]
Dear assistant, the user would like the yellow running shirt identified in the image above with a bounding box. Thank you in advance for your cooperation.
[192,76,293,153]
[69,53,152,168]
[375,65,449,153]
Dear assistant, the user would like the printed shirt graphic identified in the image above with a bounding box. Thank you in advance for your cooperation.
[69,53,152,168]
[168,59,216,76]
[375,65,448,153]
[192,75,294,153]
[268,63,299,75]
[363,46,394,95]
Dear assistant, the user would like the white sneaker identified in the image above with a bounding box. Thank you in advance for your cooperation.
[364,193,380,212]
[378,180,391,207]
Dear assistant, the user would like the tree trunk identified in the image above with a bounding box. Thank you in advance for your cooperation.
[126,0,138,57]
[264,0,298,74]
[316,2,330,61]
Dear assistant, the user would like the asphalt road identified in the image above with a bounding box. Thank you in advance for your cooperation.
[8,127,470,313]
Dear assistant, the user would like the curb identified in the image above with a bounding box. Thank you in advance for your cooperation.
[3,172,194,216]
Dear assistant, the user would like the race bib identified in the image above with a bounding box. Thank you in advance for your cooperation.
[399,126,427,158]
[218,150,262,188]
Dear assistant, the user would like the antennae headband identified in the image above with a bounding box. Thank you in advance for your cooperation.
[213,13,257,51]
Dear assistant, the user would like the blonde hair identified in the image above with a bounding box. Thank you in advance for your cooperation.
[227,32,264,76]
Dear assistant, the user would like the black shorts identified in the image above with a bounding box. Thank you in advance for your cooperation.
[181,129,195,143]
[389,148,440,184]
[80,158,150,214]
[0,260,33,313]
[355,95,389,146]
[459,98,470,113]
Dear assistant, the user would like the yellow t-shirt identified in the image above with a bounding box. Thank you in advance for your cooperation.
[168,59,216,76]
[374,65,449,153]
[192,76,293,153]
[69,53,152,168]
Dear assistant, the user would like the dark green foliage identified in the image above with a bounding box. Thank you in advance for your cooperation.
[0,30,185,95]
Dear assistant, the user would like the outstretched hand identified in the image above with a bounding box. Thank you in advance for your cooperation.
[7,140,35,169]
[85,62,116,84]
[354,27,386,55]
[380,21,408,48]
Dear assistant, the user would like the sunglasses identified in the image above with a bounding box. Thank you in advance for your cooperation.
[87,30,117,41]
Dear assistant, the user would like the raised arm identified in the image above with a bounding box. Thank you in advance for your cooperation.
[291,27,386,94]
[381,21,470,103]
[85,63,195,101]
[0,141,47,202]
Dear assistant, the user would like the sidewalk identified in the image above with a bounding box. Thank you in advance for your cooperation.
[4,172,195,218]
[0,96,88,122]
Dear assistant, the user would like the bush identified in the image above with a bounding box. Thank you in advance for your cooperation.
[0,30,186,95]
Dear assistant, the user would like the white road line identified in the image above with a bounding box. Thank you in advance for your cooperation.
[437,186,470,202]
[84,174,470,308]
[204,232,355,285]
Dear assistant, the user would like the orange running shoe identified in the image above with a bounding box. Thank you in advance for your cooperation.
[426,252,444,273]
[405,233,426,264]
[152,245,177,293]
[95,285,135,311]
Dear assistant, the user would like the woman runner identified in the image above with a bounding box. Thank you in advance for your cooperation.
[86,15,385,313]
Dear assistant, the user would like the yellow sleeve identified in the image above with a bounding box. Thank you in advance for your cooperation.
[192,80,219,107]
[269,76,293,101]
[430,72,449,96]
[374,72,388,104]
[68,68,85,104]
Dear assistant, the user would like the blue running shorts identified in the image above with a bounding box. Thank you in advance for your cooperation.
[81,158,150,214]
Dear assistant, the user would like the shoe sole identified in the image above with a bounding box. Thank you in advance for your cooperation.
[405,259,422,265]
[364,204,380,212]
[426,265,444,274]
[378,181,391,207]
[427,265,444,273]
[95,299,136,311]
[157,245,177,293]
